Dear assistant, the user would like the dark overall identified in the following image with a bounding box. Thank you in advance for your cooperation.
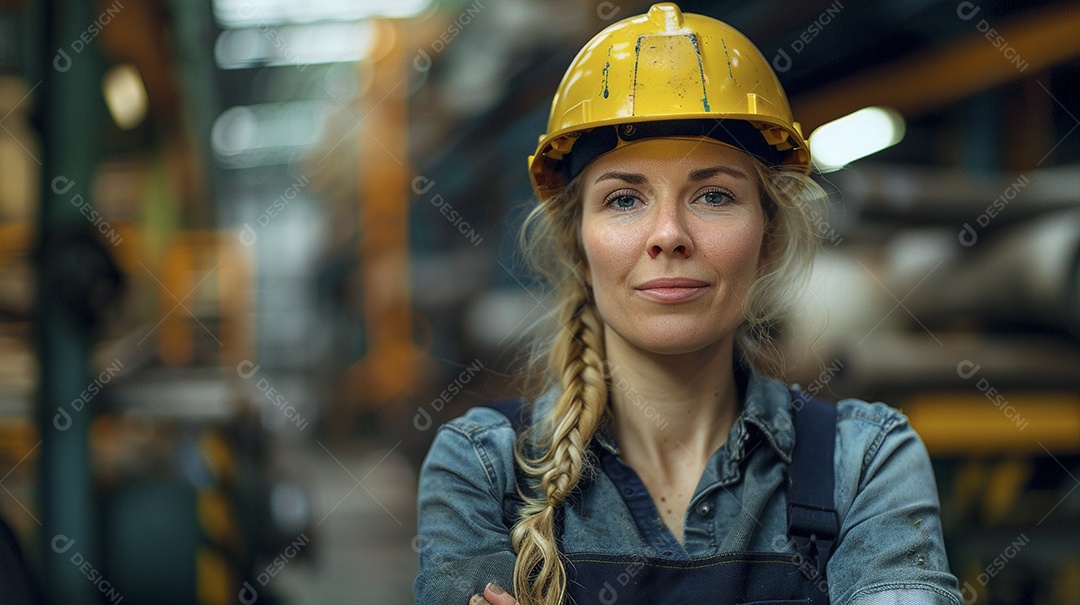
[489,393,839,605]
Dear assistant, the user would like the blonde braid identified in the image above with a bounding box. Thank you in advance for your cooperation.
[510,285,608,605]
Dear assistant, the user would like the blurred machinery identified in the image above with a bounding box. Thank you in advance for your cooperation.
[0,0,315,602]
[0,180,312,605]
[94,363,313,605]
[778,166,1080,604]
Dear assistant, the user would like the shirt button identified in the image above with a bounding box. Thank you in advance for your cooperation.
[695,503,713,516]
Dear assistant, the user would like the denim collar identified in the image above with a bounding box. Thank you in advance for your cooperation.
[532,360,797,466]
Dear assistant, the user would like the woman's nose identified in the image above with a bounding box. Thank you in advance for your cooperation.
[646,200,694,259]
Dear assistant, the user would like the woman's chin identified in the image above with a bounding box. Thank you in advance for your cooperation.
[638,340,724,357]
[612,325,737,358]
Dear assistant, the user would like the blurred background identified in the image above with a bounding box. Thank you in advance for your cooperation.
[0,0,1078,603]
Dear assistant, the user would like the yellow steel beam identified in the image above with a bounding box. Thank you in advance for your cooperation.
[159,231,253,367]
[903,393,1080,456]
[351,19,427,410]
[793,3,1080,131]
[983,458,1030,525]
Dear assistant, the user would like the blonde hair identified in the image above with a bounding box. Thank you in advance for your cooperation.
[509,153,828,604]
[738,161,830,374]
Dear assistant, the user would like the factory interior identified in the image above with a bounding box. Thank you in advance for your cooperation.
[1,0,1079,603]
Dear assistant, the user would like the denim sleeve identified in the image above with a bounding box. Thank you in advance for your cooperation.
[414,407,518,605]
[830,401,962,605]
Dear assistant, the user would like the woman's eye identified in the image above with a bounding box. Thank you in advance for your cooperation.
[606,193,640,211]
[699,189,734,206]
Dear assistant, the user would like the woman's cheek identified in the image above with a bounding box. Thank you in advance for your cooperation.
[703,220,764,276]
[582,226,625,281]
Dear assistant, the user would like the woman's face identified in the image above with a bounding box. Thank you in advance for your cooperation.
[580,137,767,356]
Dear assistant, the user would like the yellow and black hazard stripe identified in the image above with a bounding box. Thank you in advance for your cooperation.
[195,429,246,605]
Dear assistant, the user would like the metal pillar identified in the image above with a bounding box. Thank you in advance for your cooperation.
[353,20,425,410]
[33,0,104,602]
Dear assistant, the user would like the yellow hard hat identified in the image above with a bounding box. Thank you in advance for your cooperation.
[528,2,810,201]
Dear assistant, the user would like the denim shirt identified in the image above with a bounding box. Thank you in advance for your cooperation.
[414,366,963,605]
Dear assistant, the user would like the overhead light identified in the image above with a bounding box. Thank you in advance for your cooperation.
[102,64,148,130]
[211,101,331,168]
[809,106,905,173]
[212,0,432,27]
[214,21,377,69]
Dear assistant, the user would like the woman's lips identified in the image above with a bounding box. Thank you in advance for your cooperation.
[634,277,711,303]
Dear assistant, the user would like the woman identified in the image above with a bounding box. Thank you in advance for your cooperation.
[415,4,962,604]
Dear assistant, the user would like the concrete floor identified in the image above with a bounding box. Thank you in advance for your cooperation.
[268,437,419,605]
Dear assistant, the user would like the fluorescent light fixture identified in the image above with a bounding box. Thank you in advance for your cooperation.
[809,106,906,173]
[213,0,432,27]
[215,21,377,69]
[102,64,149,130]
[211,101,332,168]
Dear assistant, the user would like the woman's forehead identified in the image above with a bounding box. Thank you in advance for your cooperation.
[582,137,756,177]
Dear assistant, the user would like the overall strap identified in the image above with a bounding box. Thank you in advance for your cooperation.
[484,400,569,549]
[787,392,840,582]
[484,399,533,500]
[485,399,532,434]
[484,400,537,524]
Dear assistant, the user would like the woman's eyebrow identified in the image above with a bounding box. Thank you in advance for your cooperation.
[593,171,648,185]
[688,166,750,181]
